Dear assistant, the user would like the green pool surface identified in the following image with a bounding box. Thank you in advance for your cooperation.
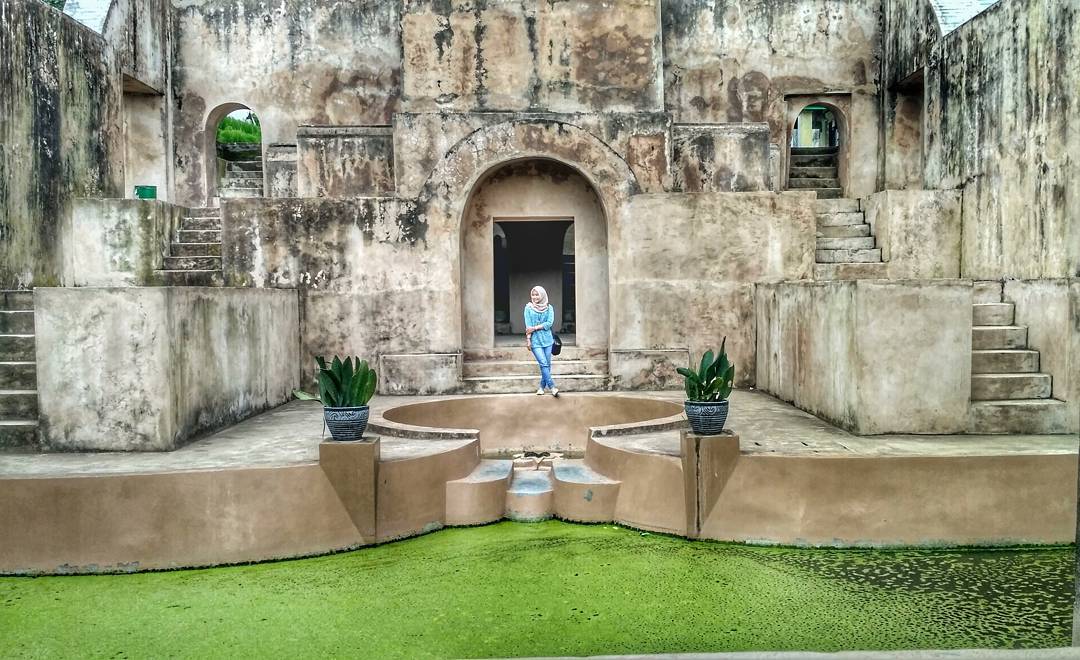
[0,521,1072,658]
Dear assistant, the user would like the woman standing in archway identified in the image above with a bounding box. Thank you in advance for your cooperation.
[525,286,558,397]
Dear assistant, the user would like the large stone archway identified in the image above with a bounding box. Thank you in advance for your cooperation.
[413,119,640,352]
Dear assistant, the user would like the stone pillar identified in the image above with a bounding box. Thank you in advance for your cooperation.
[319,437,380,542]
[681,430,740,539]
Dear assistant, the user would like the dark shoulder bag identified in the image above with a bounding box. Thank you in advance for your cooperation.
[551,332,562,356]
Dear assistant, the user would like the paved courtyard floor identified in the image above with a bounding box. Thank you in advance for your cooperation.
[0,390,1073,477]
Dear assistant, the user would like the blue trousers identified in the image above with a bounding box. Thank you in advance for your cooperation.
[531,343,555,389]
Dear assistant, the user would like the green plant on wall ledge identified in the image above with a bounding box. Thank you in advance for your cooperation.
[677,339,735,403]
[294,356,376,408]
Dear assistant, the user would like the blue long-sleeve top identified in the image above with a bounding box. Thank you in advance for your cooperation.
[524,304,555,348]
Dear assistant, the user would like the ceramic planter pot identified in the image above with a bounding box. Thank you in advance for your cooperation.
[323,405,370,441]
[684,399,729,435]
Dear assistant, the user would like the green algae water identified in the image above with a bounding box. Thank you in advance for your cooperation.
[0,521,1072,658]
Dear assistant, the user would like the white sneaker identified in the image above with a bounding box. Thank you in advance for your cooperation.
[536,388,545,395]
[550,387,559,397]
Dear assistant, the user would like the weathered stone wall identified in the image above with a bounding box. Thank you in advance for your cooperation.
[1004,279,1080,433]
[103,0,170,92]
[64,198,183,286]
[755,279,973,434]
[863,189,961,279]
[884,0,1080,279]
[663,0,881,197]
[170,0,402,205]
[401,0,663,114]
[35,287,300,451]
[612,192,816,387]
[297,127,395,197]
[671,124,770,192]
[0,0,124,288]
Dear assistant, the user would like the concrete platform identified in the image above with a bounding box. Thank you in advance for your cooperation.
[0,390,1076,574]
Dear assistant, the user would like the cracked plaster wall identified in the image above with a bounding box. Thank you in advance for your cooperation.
[0,0,124,288]
[170,0,402,205]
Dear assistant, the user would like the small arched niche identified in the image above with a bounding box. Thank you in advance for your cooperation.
[204,103,265,203]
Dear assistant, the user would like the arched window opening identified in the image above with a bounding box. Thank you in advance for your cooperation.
[205,104,265,203]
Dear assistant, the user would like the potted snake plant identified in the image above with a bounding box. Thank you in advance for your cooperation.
[294,356,377,441]
[677,339,735,435]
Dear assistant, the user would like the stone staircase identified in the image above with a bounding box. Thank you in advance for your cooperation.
[445,458,620,525]
[969,281,1069,434]
[788,147,841,199]
[459,346,609,393]
[158,207,224,286]
[219,161,264,199]
[0,291,38,450]
[813,198,886,280]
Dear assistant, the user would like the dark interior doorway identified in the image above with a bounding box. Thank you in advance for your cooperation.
[493,219,575,339]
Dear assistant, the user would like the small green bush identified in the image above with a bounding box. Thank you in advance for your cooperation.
[294,356,377,407]
[216,116,261,144]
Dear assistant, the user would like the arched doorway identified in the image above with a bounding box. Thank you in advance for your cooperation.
[204,103,265,203]
[785,101,848,198]
[461,158,608,350]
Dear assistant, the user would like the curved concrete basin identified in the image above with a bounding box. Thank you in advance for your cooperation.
[370,394,686,456]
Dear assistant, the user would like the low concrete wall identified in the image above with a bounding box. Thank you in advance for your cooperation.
[35,287,300,451]
[754,279,972,434]
[863,189,962,279]
[65,199,184,286]
[612,192,815,387]
[1005,278,1080,432]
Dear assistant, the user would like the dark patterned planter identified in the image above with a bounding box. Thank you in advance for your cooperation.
[323,405,370,441]
[684,400,729,435]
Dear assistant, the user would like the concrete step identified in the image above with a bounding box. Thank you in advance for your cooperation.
[225,160,262,171]
[972,303,1014,326]
[791,147,840,156]
[789,178,841,190]
[812,188,842,199]
[171,242,222,257]
[790,153,838,167]
[187,206,220,215]
[505,468,554,522]
[552,459,620,523]
[157,270,224,287]
[817,224,870,239]
[816,211,864,227]
[163,256,221,271]
[219,188,263,199]
[0,420,38,448]
[178,229,221,243]
[971,350,1039,374]
[463,346,607,362]
[459,374,609,394]
[972,326,1027,350]
[814,262,888,280]
[225,170,263,179]
[0,335,35,361]
[816,248,882,263]
[445,459,513,526]
[462,359,608,379]
[814,199,859,214]
[969,399,1071,434]
[973,281,1002,304]
[0,311,33,334]
[971,373,1051,400]
[817,236,875,251]
[0,362,36,389]
[182,216,222,231]
[0,390,38,417]
[0,291,33,311]
[789,166,838,179]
